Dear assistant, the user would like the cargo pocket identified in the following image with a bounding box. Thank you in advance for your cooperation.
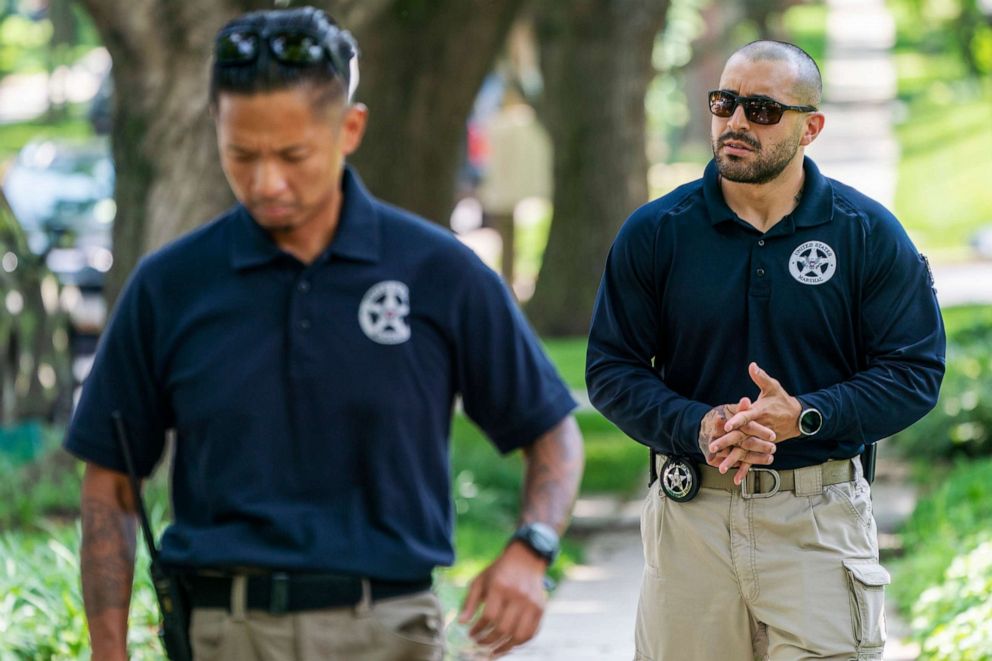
[843,559,890,660]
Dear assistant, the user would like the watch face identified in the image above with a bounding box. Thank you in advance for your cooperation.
[800,408,822,435]
[516,523,559,564]
[529,527,557,554]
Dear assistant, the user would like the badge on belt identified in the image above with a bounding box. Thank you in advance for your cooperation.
[660,456,700,502]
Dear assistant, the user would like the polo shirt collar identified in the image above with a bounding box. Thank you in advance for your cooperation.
[230,165,381,270]
[702,156,834,232]
[326,166,381,263]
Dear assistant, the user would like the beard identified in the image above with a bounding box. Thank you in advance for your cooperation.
[712,128,802,185]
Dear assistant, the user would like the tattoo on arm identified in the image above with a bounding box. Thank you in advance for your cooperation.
[81,496,138,615]
[521,417,584,533]
[698,405,730,459]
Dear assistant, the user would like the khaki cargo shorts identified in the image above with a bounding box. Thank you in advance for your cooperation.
[635,457,889,661]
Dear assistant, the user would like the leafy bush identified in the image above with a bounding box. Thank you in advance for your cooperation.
[891,457,992,608]
[889,307,992,460]
[0,444,82,529]
[0,521,164,660]
[911,537,992,660]
[891,456,992,660]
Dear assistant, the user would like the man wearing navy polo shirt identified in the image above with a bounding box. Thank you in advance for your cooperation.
[587,41,944,660]
[66,8,582,661]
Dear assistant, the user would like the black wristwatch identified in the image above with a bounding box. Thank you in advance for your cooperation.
[511,522,560,566]
[798,402,823,437]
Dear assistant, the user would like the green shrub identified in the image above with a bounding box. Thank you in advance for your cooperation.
[891,457,992,609]
[0,521,164,660]
[0,450,82,530]
[911,537,992,660]
[891,456,992,660]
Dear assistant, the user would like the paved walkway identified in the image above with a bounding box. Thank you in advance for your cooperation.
[806,0,898,209]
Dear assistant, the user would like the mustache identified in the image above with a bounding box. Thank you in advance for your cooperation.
[718,132,760,150]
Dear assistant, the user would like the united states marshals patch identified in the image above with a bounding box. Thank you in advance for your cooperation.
[789,241,837,285]
[359,280,411,345]
[661,456,700,502]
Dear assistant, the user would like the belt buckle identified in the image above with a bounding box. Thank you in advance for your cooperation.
[741,468,781,500]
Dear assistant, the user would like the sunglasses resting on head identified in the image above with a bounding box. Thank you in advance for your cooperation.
[214,25,360,99]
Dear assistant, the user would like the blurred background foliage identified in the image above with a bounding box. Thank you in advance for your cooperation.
[0,0,991,658]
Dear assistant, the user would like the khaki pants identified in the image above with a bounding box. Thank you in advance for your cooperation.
[635,458,889,661]
[190,585,444,661]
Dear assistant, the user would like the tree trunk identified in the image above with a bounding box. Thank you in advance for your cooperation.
[527,0,669,336]
[349,0,524,226]
[679,2,743,156]
[77,0,521,309]
[77,0,257,306]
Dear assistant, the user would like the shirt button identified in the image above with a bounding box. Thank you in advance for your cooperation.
[300,319,311,330]
[298,281,311,293]
[758,239,765,247]
[756,268,766,277]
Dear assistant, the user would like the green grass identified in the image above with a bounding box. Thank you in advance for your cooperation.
[941,304,992,335]
[885,0,992,261]
[781,3,828,66]
[0,111,93,163]
[894,82,992,260]
[542,336,587,390]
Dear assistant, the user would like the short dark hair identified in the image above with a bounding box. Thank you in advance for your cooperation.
[731,40,822,107]
[209,6,359,109]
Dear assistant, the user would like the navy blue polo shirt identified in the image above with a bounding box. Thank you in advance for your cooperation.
[587,157,945,469]
[66,167,575,580]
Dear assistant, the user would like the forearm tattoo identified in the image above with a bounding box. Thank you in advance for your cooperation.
[81,497,138,614]
[698,405,731,459]
[521,419,584,532]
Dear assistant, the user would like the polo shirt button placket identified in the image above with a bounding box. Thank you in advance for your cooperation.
[758,239,765,247]
[298,280,311,293]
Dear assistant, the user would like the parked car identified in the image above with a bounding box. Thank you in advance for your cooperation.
[0,186,72,424]
[2,138,114,364]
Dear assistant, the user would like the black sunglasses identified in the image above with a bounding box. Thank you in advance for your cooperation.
[215,28,351,77]
[708,89,817,125]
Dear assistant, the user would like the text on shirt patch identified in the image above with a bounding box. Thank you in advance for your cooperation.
[789,241,837,285]
[359,280,411,344]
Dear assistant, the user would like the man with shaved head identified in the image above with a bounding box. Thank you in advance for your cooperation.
[587,40,944,659]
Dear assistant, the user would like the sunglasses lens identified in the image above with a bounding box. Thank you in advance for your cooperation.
[709,91,736,118]
[216,31,259,64]
[271,33,325,65]
[745,99,783,125]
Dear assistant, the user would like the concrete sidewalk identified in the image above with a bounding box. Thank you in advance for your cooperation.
[505,499,643,660]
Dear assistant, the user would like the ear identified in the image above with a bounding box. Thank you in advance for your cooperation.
[799,112,825,147]
[339,103,369,156]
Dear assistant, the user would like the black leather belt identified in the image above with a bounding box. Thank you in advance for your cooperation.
[185,572,432,614]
